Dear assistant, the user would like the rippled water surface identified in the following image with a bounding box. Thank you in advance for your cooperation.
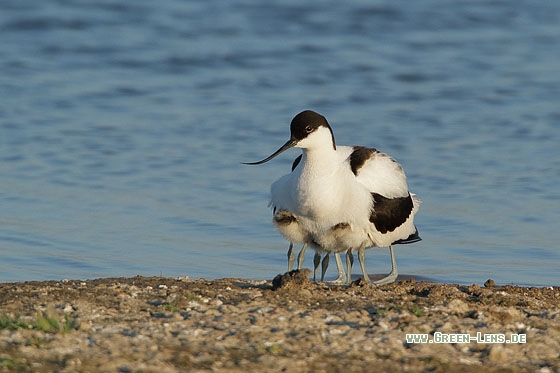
[1,0,559,286]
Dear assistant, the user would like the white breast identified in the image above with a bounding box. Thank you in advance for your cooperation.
[287,146,373,251]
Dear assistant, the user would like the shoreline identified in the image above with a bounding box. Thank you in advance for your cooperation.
[1,274,559,372]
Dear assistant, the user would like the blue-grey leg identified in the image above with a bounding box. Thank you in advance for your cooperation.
[296,243,308,270]
[372,245,398,286]
[313,251,321,281]
[287,242,295,271]
[333,253,346,283]
[320,253,330,281]
[357,247,371,283]
[316,252,347,283]
[345,250,354,285]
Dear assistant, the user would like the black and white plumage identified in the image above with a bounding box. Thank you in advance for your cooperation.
[245,110,421,285]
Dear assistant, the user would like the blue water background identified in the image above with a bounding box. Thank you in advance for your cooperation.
[1,0,559,286]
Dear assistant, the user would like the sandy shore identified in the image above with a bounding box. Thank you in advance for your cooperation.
[1,273,558,372]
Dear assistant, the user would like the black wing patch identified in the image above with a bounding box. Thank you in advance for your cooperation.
[370,193,413,233]
[291,154,302,172]
[350,146,377,175]
[392,227,421,245]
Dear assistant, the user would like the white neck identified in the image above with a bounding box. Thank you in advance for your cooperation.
[298,148,340,190]
[293,126,341,201]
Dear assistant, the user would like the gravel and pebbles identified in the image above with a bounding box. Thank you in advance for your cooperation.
[1,273,559,372]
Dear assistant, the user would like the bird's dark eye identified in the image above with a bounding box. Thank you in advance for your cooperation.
[305,125,313,133]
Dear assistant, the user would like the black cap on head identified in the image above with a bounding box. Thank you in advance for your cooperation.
[290,110,335,149]
[242,110,335,165]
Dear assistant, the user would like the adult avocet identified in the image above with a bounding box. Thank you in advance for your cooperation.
[245,110,421,285]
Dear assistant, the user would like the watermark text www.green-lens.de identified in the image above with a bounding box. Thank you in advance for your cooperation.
[406,332,526,344]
